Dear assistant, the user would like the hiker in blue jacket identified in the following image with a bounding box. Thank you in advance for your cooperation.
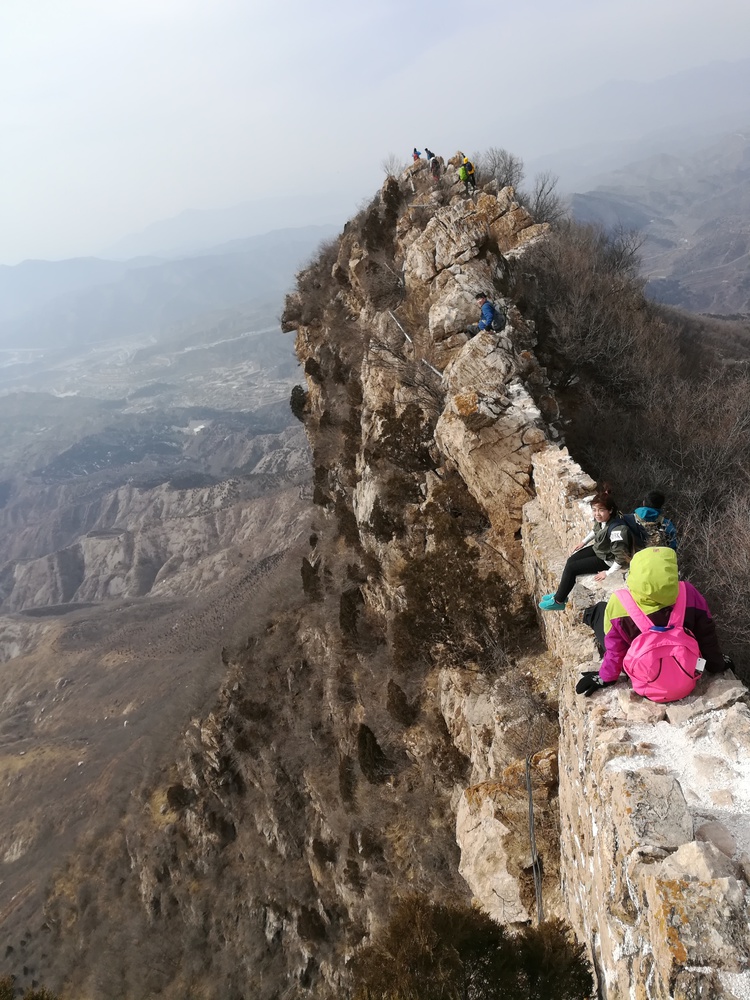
[623,490,678,550]
[466,293,503,338]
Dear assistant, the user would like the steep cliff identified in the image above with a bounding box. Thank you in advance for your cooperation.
[9,155,750,1000]
[6,156,561,998]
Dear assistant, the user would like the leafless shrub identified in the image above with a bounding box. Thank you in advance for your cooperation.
[368,333,446,415]
[365,401,436,473]
[477,146,525,190]
[349,896,593,1000]
[519,171,567,226]
[289,384,308,421]
[381,153,406,178]
[525,219,750,669]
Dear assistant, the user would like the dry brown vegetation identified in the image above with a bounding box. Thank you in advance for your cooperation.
[346,895,593,1000]
[524,221,750,667]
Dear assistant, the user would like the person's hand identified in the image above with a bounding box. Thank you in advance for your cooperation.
[570,543,583,554]
[576,671,614,697]
[594,571,606,582]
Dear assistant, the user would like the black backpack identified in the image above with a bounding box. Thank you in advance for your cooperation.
[490,305,506,332]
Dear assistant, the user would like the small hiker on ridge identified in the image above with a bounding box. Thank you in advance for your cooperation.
[466,292,504,338]
[412,148,422,162]
[463,156,476,192]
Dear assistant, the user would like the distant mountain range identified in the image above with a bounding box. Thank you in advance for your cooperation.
[521,59,750,191]
[101,196,349,260]
[0,225,337,349]
[571,129,750,315]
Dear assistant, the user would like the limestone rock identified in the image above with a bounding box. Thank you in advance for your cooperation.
[657,839,737,880]
[695,821,738,859]
[644,873,750,980]
[665,672,748,725]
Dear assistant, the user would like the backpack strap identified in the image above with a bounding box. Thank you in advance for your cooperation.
[616,583,687,634]
[667,581,687,629]
[614,588,654,634]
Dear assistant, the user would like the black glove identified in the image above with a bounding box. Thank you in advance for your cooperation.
[575,670,614,697]
[723,654,736,672]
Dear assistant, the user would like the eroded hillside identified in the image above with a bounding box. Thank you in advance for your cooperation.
[0,156,573,998]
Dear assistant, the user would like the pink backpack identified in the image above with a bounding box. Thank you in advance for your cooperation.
[615,582,701,703]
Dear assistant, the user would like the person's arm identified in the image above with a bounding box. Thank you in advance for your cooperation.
[599,616,630,682]
[608,525,633,568]
[665,518,678,550]
[684,583,724,670]
[571,530,594,554]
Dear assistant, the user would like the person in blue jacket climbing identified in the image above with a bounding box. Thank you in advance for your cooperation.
[466,293,504,337]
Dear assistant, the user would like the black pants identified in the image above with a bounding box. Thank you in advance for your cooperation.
[555,546,608,603]
[582,601,607,654]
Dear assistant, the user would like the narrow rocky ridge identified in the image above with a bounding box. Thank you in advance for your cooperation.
[12,154,750,999]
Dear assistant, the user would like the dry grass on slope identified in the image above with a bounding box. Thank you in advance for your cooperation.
[524,221,750,670]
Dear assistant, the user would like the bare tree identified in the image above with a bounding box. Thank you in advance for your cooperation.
[477,147,525,190]
[521,171,567,225]
[381,153,406,178]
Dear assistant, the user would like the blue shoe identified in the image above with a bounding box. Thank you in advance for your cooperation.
[539,595,566,611]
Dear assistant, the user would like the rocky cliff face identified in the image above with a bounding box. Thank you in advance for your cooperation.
[10,156,750,999]
[280,155,750,997]
[524,448,750,999]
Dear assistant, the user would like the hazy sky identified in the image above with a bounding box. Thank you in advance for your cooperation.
[2,0,750,264]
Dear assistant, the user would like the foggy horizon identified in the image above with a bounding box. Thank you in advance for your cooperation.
[3,0,750,266]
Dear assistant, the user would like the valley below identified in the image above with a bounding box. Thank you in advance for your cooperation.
[0,310,312,984]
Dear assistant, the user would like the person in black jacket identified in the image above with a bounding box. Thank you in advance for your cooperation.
[540,487,634,611]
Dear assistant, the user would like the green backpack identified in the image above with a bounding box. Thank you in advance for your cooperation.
[458,165,468,182]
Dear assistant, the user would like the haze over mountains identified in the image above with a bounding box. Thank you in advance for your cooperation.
[0,214,323,975]
[523,58,750,190]
[571,129,750,314]
[0,225,335,349]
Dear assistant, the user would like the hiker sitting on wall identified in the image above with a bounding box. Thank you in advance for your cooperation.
[622,490,678,551]
[576,547,730,702]
[539,487,633,612]
[466,292,505,338]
